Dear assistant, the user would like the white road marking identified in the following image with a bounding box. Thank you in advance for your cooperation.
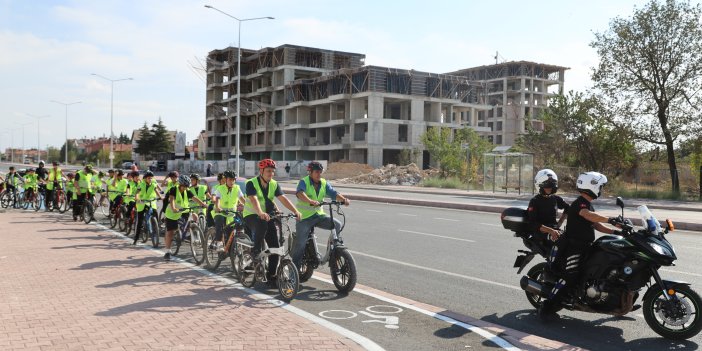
[660,268,702,278]
[91,223,385,351]
[350,249,518,291]
[479,222,503,227]
[366,209,382,213]
[313,274,520,351]
[434,217,459,222]
[398,213,417,217]
[398,229,476,243]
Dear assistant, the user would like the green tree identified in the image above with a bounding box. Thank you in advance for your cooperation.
[151,118,172,154]
[133,122,154,158]
[398,148,421,166]
[420,127,490,179]
[591,0,702,193]
[118,133,130,144]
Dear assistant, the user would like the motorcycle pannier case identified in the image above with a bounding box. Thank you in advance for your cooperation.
[501,207,528,232]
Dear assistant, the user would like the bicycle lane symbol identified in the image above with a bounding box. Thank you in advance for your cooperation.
[319,305,402,329]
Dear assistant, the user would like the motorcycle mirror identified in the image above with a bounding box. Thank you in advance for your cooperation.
[616,197,625,217]
[666,219,675,233]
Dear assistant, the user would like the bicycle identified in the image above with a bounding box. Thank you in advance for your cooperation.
[238,212,300,302]
[170,206,206,256]
[33,183,46,212]
[79,192,95,224]
[202,209,251,273]
[136,198,161,246]
[1,185,23,209]
[108,192,126,229]
[47,180,67,213]
[297,200,357,293]
[122,201,137,236]
[95,191,110,217]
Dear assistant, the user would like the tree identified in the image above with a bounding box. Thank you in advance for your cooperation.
[151,118,172,154]
[420,127,490,179]
[591,0,702,193]
[118,133,130,144]
[133,122,154,158]
[518,92,636,173]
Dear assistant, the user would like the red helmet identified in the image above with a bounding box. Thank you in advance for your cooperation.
[258,158,277,170]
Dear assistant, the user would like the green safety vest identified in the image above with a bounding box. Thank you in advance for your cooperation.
[113,179,128,201]
[46,168,62,190]
[66,179,76,199]
[165,188,190,221]
[189,184,208,203]
[209,184,225,219]
[76,170,93,192]
[125,180,138,203]
[243,177,277,218]
[216,184,241,224]
[24,174,38,189]
[6,173,20,187]
[296,176,327,220]
[92,176,105,191]
[136,181,158,212]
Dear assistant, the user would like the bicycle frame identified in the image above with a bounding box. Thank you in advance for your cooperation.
[310,201,347,265]
[239,212,296,280]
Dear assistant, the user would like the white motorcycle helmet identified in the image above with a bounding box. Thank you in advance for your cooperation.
[534,169,558,195]
[576,171,608,199]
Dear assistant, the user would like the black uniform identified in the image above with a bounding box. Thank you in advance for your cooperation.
[527,194,569,238]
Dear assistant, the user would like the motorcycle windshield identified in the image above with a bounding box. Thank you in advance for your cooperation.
[637,205,661,234]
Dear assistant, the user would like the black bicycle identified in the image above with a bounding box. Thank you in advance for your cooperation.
[202,209,251,273]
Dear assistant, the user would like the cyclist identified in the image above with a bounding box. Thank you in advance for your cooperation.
[163,174,207,261]
[160,171,179,219]
[5,166,23,208]
[189,173,211,217]
[23,168,39,205]
[243,159,301,284]
[110,170,128,214]
[65,172,76,210]
[73,164,95,221]
[292,161,350,270]
[123,171,140,226]
[212,170,245,252]
[207,173,225,226]
[36,160,48,182]
[133,170,163,245]
[45,161,65,211]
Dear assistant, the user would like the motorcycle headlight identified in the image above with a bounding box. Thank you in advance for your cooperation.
[650,243,670,256]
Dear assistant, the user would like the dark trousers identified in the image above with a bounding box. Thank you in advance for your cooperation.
[244,215,279,278]
[45,187,58,209]
[134,208,154,241]
[73,192,91,217]
[543,238,589,308]
[206,203,215,228]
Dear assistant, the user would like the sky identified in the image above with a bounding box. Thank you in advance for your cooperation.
[0,0,656,152]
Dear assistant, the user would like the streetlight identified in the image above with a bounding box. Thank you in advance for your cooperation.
[91,73,133,169]
[204,4,274,174]
[50,100,82,165]
[16,122,32,164]
[26,113,50,162]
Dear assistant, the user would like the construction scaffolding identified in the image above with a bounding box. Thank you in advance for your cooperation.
[447,61,568,82]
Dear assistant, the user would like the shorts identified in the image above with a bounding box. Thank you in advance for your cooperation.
[165,218,179,231]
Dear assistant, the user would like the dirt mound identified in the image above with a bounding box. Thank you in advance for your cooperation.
[338,163,427,186]
[324,162,374,180]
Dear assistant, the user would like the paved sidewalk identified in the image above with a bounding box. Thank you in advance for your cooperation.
[0,211,362,351]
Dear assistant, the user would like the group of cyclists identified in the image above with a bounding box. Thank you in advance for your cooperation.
[1,158,349,289]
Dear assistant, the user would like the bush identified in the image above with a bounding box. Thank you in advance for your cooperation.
[420,177,465,189]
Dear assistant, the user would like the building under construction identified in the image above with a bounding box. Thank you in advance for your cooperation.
[205,44,566,167]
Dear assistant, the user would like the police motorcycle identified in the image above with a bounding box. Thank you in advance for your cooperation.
[501,197,702,340]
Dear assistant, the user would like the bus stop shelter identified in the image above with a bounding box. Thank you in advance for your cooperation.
[483,148,533,194]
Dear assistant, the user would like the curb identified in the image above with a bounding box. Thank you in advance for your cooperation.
[282,188,702,232]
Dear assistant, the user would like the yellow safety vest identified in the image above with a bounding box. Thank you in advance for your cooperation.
[243,177,277,218]
[296,176,327,220]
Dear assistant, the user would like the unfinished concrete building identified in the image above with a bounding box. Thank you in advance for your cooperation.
[448,61,568,146]
[205,44,493,168]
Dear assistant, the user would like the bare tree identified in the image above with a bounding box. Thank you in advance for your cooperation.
[591,0,702,193]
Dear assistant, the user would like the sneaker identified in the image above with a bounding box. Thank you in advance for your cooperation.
[163,252,171,261]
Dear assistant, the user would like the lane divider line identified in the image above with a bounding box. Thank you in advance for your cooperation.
[89,222,385,351]
[434,217,460,222]
[397,229,476,243]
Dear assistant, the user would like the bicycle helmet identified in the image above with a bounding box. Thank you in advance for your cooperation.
[258,158,277,170]
[576,171,608,199]
[143,170,154,178]
[223,170,237,179]
[38,160,45,167]
[190,173,201,181]
[534,169,558,195]
[177,174,191,187]
[307,161,324,172]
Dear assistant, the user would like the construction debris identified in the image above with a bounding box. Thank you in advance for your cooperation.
[337,163,427,186]
[323,162,374,180]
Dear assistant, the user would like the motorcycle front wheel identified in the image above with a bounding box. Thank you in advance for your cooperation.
[643,284,702,340]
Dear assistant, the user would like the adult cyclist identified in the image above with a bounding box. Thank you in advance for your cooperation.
[292,161,349,270]
[243,159,301,285]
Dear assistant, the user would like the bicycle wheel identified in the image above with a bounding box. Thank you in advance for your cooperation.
[118,207,128,232]
[151,216,160,248]
[98,195,109,217]
[109,208,119,229]
[59,197,71,214]
[55,192,66,213]
[125,210,134,236]
[239,252,256,288]
[330,248,357,294]
[34,193,43,212]
[299,240,317,283]
[83,200,94,224]
[198,214,206,230]
[189,225,205,265]
[202,227,221,270]
[142,214,155,244]
[19,192,28,209]
[230,232,251,279]
[277,259,300,302]
[172,227,183,256]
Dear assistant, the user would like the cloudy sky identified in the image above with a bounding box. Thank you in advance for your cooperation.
[1,0,651,152]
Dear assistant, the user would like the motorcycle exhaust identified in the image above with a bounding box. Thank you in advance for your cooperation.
[520,276,549,298]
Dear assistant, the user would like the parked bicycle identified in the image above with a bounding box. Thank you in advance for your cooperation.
[238,212,300,302]
[297,200,357,293]
[202,209,251,272]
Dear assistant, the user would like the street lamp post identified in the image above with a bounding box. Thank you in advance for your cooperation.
[16,122,32,163]
[204,5,273,174]
[91,74,133,169]
[26,114,50,162]
[50,100,82,165]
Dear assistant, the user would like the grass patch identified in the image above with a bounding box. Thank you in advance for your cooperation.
[420,176,465,189]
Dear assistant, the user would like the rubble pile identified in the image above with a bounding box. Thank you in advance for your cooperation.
[338,163,427,186]
[323,162,374,180]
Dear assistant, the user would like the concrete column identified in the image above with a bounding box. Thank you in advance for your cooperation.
[367,145,382,168]
[431,102,441,123]
[410,100,423,122]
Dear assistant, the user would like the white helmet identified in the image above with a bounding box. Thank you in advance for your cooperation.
[534,169,558,195]
[576,171,608,199]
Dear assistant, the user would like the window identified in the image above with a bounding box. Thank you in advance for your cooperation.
[310,129,316,137]
[496,135,502,144]
[398,125,408,142]
[496,121,503,131]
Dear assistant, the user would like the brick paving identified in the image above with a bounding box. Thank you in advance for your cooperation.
[0,210,362,351]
